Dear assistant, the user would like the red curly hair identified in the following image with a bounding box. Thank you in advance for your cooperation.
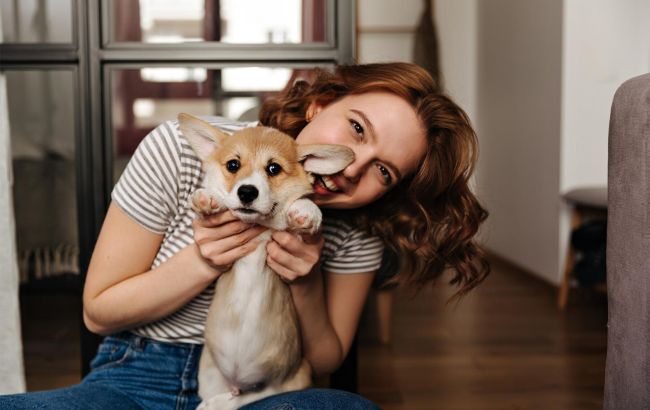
[259,62,489,302]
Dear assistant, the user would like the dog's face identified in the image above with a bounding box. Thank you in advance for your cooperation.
[178,113,354,225]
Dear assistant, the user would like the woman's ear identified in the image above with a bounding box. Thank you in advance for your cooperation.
[305,102,323,122]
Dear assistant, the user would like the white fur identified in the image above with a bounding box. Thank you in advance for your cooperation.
[223,170,276,222]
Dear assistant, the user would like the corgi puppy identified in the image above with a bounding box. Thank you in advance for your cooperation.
[178,113,354,410]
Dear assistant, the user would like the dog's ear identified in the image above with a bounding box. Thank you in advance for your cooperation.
[297,144,355,175]
[178,113,228,159]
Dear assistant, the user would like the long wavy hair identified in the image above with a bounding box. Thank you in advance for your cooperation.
[259,62,490,302]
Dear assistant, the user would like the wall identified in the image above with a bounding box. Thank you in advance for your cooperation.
[474,0,564,284]
[356,0,423,64]
[561,0,650,192]
[435,0,477,121]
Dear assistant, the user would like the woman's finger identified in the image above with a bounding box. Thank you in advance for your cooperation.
[266,240,312,277]
[206,238,261,270]
[266,256,298,283]
[193,219,254,244]
[205,225,267,254]
[197,210,240,228]
[270,231,323,255]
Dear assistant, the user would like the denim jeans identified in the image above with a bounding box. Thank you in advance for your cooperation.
[0,332,379,410]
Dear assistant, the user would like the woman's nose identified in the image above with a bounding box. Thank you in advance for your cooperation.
[343,150,371,183]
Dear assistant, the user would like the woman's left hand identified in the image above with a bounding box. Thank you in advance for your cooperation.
[266,231,324,284]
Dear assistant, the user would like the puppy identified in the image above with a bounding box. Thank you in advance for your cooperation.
[178,113,354,410]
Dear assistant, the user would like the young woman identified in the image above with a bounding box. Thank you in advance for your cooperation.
[0,62,488,409]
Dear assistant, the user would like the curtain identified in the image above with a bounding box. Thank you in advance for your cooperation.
[0,72,27,393]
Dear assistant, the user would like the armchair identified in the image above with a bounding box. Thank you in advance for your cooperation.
[604,73,650,409]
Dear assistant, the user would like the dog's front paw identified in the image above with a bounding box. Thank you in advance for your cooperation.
[191,189,222,215]
[287,199,322,234]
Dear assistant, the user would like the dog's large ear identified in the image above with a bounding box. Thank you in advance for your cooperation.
[297,144,355,175]
[178,113,228,159]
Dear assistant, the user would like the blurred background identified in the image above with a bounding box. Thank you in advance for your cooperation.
[0,0,649,408]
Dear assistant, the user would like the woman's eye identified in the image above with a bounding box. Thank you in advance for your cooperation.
[350,120,364,138]
[377,164,393,185]
[266,162,282,176]
[226,159,240,173]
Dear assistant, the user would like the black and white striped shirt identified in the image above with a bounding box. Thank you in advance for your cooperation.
[111,116,384,344]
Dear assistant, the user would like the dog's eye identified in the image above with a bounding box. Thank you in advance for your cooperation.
[226,159,240,173]
[266,163,282,176]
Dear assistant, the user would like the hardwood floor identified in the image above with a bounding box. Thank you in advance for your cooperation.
[358,256,607,409]
[20,255,607,408]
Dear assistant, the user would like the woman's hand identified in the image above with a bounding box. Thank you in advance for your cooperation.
[266,231,324,284]
[192,210,267,274]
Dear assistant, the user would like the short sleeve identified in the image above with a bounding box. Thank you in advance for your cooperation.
[321,219,384,274]
[111,121,182,234]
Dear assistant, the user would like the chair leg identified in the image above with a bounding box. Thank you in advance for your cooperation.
[376,289,393,344]
[558,209,582,310]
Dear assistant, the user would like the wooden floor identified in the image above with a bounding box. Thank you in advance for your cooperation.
[20,255,607,409]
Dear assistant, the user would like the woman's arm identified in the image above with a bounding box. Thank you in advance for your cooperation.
[266,231,375,376]
[292,270,374,376]
[83,203,262,335]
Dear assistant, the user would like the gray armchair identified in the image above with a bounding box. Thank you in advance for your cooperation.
[604,73,650,409]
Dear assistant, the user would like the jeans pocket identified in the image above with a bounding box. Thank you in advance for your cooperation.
[90,337,132,371]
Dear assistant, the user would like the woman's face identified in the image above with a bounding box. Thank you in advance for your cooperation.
[296,92,427,209]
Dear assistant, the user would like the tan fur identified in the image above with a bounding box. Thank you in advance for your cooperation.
[213,127,312,202]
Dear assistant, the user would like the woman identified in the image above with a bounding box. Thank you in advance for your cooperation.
[0,63,488,409]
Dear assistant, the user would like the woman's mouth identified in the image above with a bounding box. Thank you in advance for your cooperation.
[310,174,342,194]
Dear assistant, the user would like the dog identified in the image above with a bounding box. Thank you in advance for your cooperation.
[178,113,354,410]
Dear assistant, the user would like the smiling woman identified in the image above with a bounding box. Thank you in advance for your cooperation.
[0,62,488,410]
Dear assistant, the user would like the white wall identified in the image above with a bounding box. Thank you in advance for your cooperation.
[435,0,477,121]
[474,0,564,284]
[561,0,650,192]
[356,0,423,64]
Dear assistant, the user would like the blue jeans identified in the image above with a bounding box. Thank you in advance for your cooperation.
[0,332,378,409]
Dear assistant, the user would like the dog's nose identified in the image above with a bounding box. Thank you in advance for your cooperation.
[237,185,259,204]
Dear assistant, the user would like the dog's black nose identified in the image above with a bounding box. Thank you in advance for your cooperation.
[237,185,258,204]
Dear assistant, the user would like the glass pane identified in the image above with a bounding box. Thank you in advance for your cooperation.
[4,69,80,388]
[110,66,323,182]
[5,70,78,282]
[109,0,327,44]
[0,0,74,43]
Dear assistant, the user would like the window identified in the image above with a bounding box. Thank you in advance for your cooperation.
[0,0,354,379]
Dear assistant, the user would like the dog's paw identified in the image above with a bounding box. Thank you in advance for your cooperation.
[191,189,222,215]
[287,199,322,234]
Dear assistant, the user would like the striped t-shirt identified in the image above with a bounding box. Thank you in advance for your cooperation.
[111,116,384,344]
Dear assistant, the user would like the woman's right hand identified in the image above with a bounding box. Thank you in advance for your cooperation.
[192,210,267,274]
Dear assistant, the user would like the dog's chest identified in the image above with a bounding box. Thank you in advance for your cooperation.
[224,230,274,313]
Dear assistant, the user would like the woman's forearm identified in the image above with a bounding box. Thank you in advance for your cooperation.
[83,244,218,335]
[290,272,345,376]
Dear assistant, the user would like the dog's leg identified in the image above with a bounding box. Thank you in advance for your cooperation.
[201,359,312,410]
[286,199,322,234]
[191,188,224,215]
[197,349,230,407]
